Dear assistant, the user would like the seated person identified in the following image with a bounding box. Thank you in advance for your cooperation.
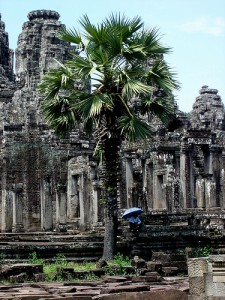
[128,213,141,233]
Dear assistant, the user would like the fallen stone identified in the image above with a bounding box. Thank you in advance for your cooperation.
[93,289,188,300]
[131,257,146,269]
[132,275,162,283]
[100,284,150,294]
[103,276,128,283]
[146,261,162,273]
[0,264,43,279]
[162,267,178,276]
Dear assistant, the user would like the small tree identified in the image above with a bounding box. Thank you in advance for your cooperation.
[38,14,179,260]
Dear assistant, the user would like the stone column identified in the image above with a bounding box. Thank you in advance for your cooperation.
[125,156,134,207]
[188,257,208,299]
[205,177,216,208]
[1,158,13,232]
[40,177,53,231]
[12,183,24,233]
[180,143,192,209]
[67,174,80,220]
[56,184,67,232]
[92,182,100,225]
[196,177,205,208]
[78,174,85,227]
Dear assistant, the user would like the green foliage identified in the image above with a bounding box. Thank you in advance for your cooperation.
[82,272,100,281]
[39,13,179,142]
[113,252,131,267]
[28,252,44,265]
[54,254,68,267]
[73,261,96,271]
[0,252,6,264]
[104,252,132,276]
[191,246,212,258]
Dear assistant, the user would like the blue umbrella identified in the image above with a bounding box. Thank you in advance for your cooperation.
[122,207,143,219]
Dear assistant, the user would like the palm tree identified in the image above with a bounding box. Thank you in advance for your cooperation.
[38,14,179,260]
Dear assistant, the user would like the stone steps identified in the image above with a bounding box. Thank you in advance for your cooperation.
[0,230,129,261]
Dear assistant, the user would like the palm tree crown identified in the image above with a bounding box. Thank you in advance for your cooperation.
[39,14,179,143]
[38,14,179,260]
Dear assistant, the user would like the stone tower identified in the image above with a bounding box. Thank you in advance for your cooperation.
[190,85,225,130]
[0,13,14,81]
[0,11,99,233]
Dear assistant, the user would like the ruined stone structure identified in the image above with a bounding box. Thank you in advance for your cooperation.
[0,10,225,237]
[188,255,225,299]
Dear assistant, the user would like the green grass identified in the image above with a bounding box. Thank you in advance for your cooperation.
[26,252,132,282]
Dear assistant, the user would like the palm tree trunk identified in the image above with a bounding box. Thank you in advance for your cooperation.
[102,136,120,260]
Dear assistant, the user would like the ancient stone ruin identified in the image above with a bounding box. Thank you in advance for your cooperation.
[0,10,225,257]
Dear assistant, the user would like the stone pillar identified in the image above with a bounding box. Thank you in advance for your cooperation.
[12,183,24,233]
[205,177,216,208]
[92,182,100,225]
[1,190,13,232]
[196,177,205,208]
[1,158,13,232]
[78,174,85,227]
[188,258,208,299]
[67,174,80,220]
[174,150,180,177]
[56,184,67,232]
[40,177,53,231]
[125,157,134,207]
[146,160,154,209]
[180,143,192,209]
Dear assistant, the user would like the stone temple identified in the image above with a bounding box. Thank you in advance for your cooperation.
[0,10,225,245]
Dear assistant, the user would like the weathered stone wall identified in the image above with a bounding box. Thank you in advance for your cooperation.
[0,10,225,234]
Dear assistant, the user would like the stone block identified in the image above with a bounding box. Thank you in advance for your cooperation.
[100,284,150,294]
[132,274,162,282]
[146,261,162,273]
[9,272,27,283]
[189,276,205,296]
[162,267,178,276]
[188,258,208,277]
[131,257,146,268]
[34,273,46,282]
[103,275,127,283]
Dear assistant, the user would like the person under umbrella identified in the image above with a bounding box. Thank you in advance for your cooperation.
[128,212,142,233]
[122,207,143,234]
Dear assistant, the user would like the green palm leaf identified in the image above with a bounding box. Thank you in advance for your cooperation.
[147,59,180,94]
[118,115,152,142]
[76,94,113,119]
[122,78,153,100]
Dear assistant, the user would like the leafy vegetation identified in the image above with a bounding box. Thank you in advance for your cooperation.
[23,252,133,282]
[191,246,212,258]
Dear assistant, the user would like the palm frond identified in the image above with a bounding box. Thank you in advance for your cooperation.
[118,115,152,142]
[142,96,177,125]
[38,66,74,100]
[104,13,143,39]
[57,27,84,47]
[122,78,153,100]
[80,14,107,46]
[41,96,78,136]
[76,94,113,119]
[147,59,180,94]
[139,27,171,55]
[66,54,95,77]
